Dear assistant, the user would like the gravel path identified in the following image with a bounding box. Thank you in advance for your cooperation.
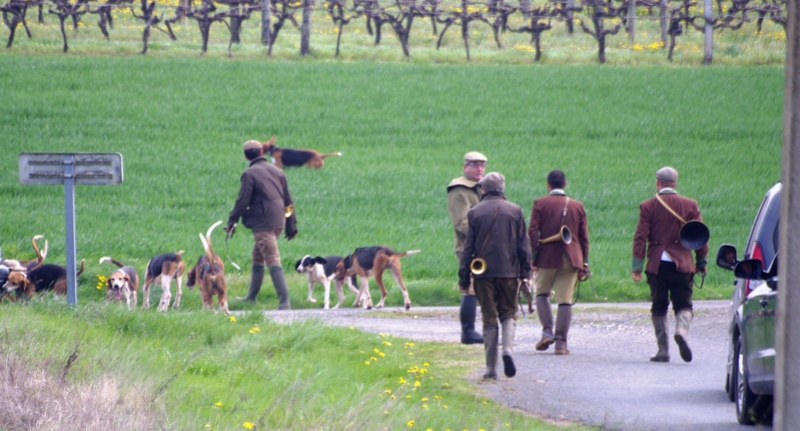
[263,300,767,431]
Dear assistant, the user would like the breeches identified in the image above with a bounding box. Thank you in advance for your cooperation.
[252,229,282,267]
[535,253,578,305]
[474,278,518,327]
[646,261,693,316]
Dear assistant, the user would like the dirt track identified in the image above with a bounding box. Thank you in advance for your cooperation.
[264,300,767,431]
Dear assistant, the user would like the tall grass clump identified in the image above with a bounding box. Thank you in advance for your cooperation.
[0,56,783,308]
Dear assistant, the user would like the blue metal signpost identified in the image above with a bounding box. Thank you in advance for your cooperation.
[18,153,123,305]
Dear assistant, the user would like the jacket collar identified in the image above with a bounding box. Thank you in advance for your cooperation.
[658,188,677,195]
[549,189,566,196]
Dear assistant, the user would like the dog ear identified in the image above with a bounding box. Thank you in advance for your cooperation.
[314,257,328,265]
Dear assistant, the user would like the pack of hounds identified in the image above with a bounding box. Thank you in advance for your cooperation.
[0,138,420,314]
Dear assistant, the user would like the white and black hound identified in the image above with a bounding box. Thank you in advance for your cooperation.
[142,250,185,312]
[295,255,360,309]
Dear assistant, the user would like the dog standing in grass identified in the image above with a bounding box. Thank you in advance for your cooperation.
[261,136,341,170]
[99,256,140,309]
[187,221,229,314]
[142,250,185,312]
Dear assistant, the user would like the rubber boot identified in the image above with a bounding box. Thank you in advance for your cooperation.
[239,264,264,302]
[674,309,693,362]
[501,318,516,378]
[535,294,555,351]
[554,304,572,355]
[460,295,484,345]
[482,325,498,380]
[269,266,291,310]
[650,315,670,363]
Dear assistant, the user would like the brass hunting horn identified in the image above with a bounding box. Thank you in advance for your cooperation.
[470,206,501,275]
[539,225,572,245]
[655,194,709,250]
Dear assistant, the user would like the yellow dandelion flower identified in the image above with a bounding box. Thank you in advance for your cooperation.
[349,326,355,330]
[229,316,237,323]
[391,394,396,399]
[214,401,223,407]
[414,381,421,387]
[204,424,213,429]
[365,361,371,366]
[421,397,429,402]
[398,377,407,384]
[382,340,392,346]
[423,362,430,367]
[374,348,381,354]
[407,419,415,427]
[422,404,428,409]
[243,422,255,430]
[249,326,260,334]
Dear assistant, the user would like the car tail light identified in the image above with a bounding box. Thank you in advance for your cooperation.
[744,241,766,297]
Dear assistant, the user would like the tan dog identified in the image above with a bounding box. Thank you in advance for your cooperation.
[261,135,341,170]
[99,257,140,309]
[142,250,185,312]
[3,260,85,300]
[335,246,420,310]
[187,221,229,314]
[0,235,48,270]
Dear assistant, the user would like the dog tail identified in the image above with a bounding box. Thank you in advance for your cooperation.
[321,152,342,159]
[31,235,48,264]
[77,259,86,277]
[99,256,125,268]
[397,249,421,258]
[200,221,223,262]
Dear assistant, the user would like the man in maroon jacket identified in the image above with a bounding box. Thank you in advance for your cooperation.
[528,170,590,355]
[632,167,708,363]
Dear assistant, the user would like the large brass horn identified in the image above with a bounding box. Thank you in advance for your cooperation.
[539,225,572,245]
[679,220,710,250]
[470,258,487,275]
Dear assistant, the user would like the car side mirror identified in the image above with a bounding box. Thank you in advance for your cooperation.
[716,244,738,271]
[734,259,764,279]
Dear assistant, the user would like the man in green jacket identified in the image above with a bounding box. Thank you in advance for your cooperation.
[447,151,487,344]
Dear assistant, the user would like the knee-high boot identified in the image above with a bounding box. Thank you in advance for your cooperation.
[674,309,693,362]
[650,315,670,362]
[535,295,555,351]
[269,266,291,310]
[460,295,484,344]
[501,318,516,377]
[239,264,265,302]
[482,325,498,380]
[554,304,572,355]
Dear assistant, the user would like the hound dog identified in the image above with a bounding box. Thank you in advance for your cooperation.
[0,235,48,271]
[261,136,341,170]
[3,260,85,300]
[142,250,186,312]
[186,221,229,314]
[99,256,140,309]
[335,246,420,310]
[295,255,360,310]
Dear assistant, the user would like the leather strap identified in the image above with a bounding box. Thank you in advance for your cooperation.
[654,194,686,224]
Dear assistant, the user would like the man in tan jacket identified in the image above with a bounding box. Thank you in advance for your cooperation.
[528,170,590,355]
[632,167,708,363]
[447,151,487,344]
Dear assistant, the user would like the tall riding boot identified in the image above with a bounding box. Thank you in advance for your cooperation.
[674,309,693,362]
[240,264,265,302]
[650,315,670,363]
[482,325,499,380]
[554,304,572,355]
[269,266,291,310]
[501,318,517,377]
[460,295,484,344]
[535,294,555,351]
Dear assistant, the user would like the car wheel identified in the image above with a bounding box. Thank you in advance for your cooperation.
[727,342,738,403]
[736,336,772,425]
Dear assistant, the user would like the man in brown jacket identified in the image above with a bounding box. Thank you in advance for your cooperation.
[632,166,708,363]
[459,172,532,380]
[528,170,589,355]
[447,151,487,345]
[227,140,297,310]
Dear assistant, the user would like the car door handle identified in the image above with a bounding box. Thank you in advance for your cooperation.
[759,299,769,308]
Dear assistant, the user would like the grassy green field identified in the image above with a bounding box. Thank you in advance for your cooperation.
[0,15,786,430]
[0,55,783,309]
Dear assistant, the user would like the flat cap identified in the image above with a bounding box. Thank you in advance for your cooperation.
[242,140,262,151]
[464,151,488,163]
[478,171,505,192]
[656,166,678,182]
